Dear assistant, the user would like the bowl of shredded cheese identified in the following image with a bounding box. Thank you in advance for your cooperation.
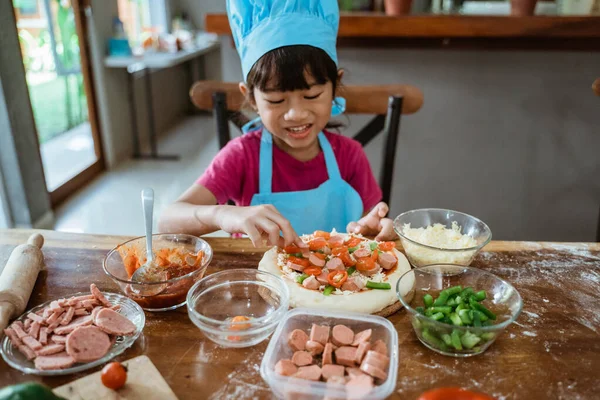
[393,209,492,267]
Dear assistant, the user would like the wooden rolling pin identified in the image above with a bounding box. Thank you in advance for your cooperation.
[0,234,44,331]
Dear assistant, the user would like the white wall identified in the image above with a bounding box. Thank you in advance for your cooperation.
[170,1,600,242]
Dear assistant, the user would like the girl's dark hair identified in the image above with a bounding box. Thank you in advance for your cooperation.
[245,45,344,130]
[246,45,339,97]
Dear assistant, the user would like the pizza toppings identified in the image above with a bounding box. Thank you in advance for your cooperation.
[327,271,348,288]
[302,276,320,290]
[278,230,398,295]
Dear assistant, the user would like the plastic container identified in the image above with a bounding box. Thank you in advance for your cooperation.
[261,308,399,400]
[394,208,492,267]
[187,269,289,348]
[396,264,523,357]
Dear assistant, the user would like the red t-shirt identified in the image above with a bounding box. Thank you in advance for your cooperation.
[196,130,382,212]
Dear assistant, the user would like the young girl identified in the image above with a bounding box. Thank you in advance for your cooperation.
[159,0,396,247]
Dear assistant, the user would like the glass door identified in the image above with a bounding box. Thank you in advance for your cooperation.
[12,0,103,206]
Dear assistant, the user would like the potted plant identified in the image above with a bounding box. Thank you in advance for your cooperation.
[385,0,413,15]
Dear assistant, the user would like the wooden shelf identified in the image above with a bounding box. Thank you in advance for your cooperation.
[205,13,600,50]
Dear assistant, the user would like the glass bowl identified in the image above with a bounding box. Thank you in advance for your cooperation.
[103,234,213,312]
[393,208,492,267]
[0,292,144,376]
[396,264,522,357]
[187,269,289,348]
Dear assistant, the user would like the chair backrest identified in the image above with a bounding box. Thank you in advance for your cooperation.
[190,80,424,206]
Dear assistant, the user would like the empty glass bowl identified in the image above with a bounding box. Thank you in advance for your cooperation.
[394,208,492,267]
[187,269,290,348]
[103,234,213,312]
[397,264,522,357]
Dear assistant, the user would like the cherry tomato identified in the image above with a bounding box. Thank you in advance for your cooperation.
[311,252,327,260]
[288,256,310,268]
[308,238,328,250]
[356,257,376,272]
[332,247,356,267]
[332,246,348,256]
[284,245,302,254]
[313,230,331,240]
[345,237,362,247]
[417,388,495,400]
[378,241,396,251]
[371,249,379,262]
[230,315,251,331]
[304,267,322,276]
[327,270,348,288]
[101,362,127,390]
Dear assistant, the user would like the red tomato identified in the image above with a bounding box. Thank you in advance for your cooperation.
[308,238,327,250]
[345,237,362,247]
[101,362,127,390]
[417,388,496,400]
[304,267,322,276]
[311,252,327,260]
[356,257,376,272]
[327,270,348,288]
[332,246,356,267]
[284,245,302,254]
[288,256,310,268]
[378,241,396,251]
[313,230,331,240]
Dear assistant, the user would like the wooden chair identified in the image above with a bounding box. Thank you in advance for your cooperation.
[189,81,424,206]
[593,78,600,242]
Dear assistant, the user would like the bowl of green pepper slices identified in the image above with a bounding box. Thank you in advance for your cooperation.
[396,264,523,357]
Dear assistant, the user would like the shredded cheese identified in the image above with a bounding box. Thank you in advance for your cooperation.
[368,271,388,283]
[402,221,477,266]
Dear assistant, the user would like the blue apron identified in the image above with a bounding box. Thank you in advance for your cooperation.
[249,129,363,235]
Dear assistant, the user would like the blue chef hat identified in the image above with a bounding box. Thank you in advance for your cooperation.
[227,0,340,81]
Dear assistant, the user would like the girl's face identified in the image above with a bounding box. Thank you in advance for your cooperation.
[241,72,334,158]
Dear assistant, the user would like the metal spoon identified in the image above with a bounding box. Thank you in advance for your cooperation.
[130,188,168,294]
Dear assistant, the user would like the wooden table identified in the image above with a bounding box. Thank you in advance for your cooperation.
[1,229,599,399]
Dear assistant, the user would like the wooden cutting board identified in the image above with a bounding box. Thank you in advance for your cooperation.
[53,355,178,400]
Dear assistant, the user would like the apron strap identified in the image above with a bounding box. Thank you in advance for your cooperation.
[318,132,342,181]
[258,130,274,194]
[258,131,342,195]
[241,116,262,134]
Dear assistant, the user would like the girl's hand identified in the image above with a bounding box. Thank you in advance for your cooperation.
[215,205,307,248]
[346,202,397,241]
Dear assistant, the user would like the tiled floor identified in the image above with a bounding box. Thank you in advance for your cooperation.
[53,116,227,237]
[41,122,97,191]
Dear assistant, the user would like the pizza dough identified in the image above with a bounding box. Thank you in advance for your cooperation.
[258,244,414,316]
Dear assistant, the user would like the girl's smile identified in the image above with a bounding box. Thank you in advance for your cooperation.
[285,123,313,140]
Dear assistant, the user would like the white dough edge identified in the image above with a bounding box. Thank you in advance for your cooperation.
[258,247,414,314]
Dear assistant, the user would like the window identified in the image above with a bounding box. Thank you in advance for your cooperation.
[14,0,39,16]
[117,0,169,48]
